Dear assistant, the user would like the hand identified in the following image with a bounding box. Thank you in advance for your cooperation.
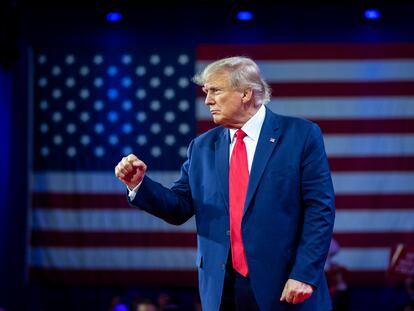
[280,278,313,304]
[115,154,147,190]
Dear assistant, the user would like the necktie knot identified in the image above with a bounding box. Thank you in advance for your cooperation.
[235,129,247,140]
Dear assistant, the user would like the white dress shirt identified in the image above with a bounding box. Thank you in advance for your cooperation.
[228,104,266,173]
[128,105,266,200]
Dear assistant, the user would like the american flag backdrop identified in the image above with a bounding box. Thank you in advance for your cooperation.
[30,44,414,286]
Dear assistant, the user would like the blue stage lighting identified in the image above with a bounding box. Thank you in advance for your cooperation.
[237,11,253,21]
[364,9,381,20]
[106,12,123,22]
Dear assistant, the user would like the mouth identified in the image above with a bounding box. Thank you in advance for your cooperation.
[210,110,219,115]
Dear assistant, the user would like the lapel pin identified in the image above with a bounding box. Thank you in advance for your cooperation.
[269,137,276,143]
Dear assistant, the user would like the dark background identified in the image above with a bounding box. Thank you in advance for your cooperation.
[1,1,414,310]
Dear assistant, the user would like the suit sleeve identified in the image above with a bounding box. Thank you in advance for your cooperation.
[289,123,335,287]
[128,140,195,225]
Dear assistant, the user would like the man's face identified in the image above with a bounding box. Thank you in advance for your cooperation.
[202,71,245,128]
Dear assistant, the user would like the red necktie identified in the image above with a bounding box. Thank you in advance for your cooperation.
[229,129,249,276]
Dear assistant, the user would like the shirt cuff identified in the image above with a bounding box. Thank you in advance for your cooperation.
[127,180,143,201]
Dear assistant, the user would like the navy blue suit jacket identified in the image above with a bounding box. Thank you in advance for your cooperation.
[130,107,335,311]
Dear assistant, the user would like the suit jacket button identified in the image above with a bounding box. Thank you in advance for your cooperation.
[222,263,226,270]
[226,230,230,236]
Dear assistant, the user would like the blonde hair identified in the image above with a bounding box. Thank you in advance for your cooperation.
[192,56,271,105]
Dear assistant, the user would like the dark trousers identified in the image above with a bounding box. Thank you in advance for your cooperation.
[220,255,260,311]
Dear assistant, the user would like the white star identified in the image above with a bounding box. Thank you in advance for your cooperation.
[80,112,90,122]
[149,54,161,65]
[135,66,146,76]
[164,135,176,146]
[66,100,76,111]
[52,89,62,99]
[123,146,133,155]
[38,54,47,64]
[40,123,49,133]
[79,89,90,99]
[38,77,48,87]
[151,146,162,157]
[53,135,63,145]
[94,77,104,88]
[164,66,175,76]
[136,111,147,122]
[66,123,76,134]
[40,146,49,156]
[79,66,90,76]
[51,66,61,76]
[94,100,104,110]
[65,54,75,65]
[178,54,189,65]
[123,123,133,134]
[40,100,48,110]
[95,146,105,157]
[164,88,175,99]
[179,123,190,134]
[122,100,132,110]
[66,77,76,88]
[122,54,132,64]
[95,123,105,134]
[136,135,147,145]
[179,146,187,158]
[178,100,189,111]
[93,54,104,65]
[150,123,162,134]
[80,135,91,145]
[67,147,77,157]
[150,77,161,88]
[108,135,119,145]
[178,77,189,88]
[150,100,161,111]
[52,112,62,122]
[135,89,147,99]
[164,111,175,122]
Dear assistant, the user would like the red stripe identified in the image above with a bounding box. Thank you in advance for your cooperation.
[30,268,198,286]
[197,119,414,134]
[197,44,414,60]
[33,193,414,210]
[30,231,414,248]
[31,231,197,248]
[333,232,414,248]
[335,194,414,210]
[329,156,414,171]
[32,193,130,209]
[29,268,391,287]
[315,119,414,134]
[196,82,414,97]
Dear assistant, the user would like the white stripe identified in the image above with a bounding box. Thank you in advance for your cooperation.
[30,246,389,271]
[333,247,390,270]
[324,135,414,156]
[32,171,414,194]
[33,208,414,233]
[334,210,414,232]
[196,60,414,81]
[332,172,414,193]
[32,171,181,193]
[196,97,414,119]
[30,247,197,269]
[32,209,196,231]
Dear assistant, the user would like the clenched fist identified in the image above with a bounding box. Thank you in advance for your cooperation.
[115,154,147,190]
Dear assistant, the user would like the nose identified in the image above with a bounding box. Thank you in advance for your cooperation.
[204,92,214,106]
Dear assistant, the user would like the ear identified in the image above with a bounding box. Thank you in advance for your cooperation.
[241,88,253,103]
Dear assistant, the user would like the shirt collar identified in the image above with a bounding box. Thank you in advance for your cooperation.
[229,104,266,143]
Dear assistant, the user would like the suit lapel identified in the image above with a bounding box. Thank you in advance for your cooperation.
[215,128,230,213]
[244,109,281,216]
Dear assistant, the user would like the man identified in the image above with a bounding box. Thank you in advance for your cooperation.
[115,56,335,311]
